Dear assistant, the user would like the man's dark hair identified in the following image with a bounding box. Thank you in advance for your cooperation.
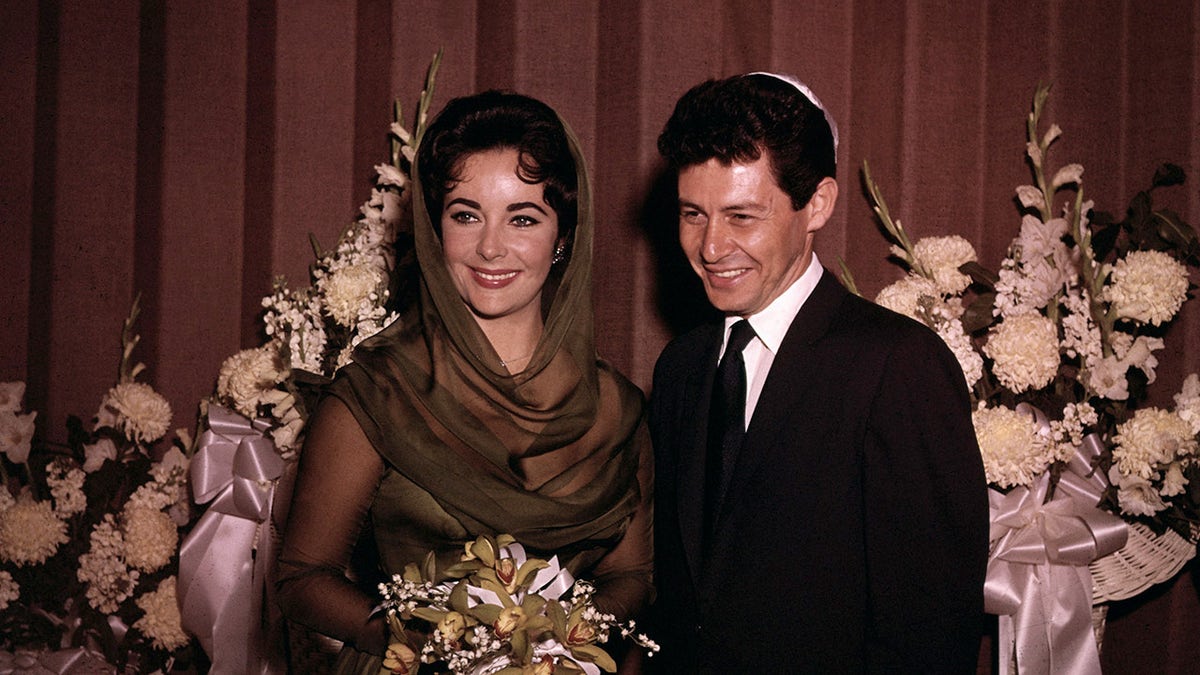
[418,90,578,241]
[657,74,836,210]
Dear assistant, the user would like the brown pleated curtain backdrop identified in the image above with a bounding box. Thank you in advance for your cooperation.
[3,1,1200,672]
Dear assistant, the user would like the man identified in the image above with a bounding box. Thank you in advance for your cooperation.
[648,73,987,673]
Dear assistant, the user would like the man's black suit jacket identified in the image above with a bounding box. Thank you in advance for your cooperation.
[648,270,987,673]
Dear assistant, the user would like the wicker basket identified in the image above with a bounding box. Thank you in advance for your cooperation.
[1090,522,1199,603]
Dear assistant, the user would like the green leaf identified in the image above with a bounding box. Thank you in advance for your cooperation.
[1152,162,1186,188]
[510,629,531,664]
[411,607,446,624]
[449,581,470,613]
[545,595,568,634]
[468,603,501,625]
[959,261,998,288]
[513,558,549,589]
[960,292,997,334]
[569,644,618,672]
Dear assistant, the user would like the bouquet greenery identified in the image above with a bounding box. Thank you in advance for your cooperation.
[376,534,658,675]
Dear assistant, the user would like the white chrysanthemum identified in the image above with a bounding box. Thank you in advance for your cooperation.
[216,345,289,418]
[1103,250,1189,326]
[1107,468,1168,517]
[47,462,87,517]
[875,275,941,321]
[78,515,139,613]
[321,263,383,327]
[0,496,68,566]
[1174,374,1200,435]
[134,577,189,651]
[0,410,37,464]
[0,382,25,413]
[973,404,1058,488]
[102,382,172,443]
[912,235,977,295]
[0,569,18,610]
[935,320,983,389]
[983,314,1060,393]
[1111,408,1198,480]
[123,507,178,573]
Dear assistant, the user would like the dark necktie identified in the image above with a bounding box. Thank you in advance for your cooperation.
[704,319,756,545]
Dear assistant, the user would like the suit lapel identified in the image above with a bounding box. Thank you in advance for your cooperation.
[676,325,721,583]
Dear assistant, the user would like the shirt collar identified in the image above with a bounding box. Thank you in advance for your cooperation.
[722,253,824,355]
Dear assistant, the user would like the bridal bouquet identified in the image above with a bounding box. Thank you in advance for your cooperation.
[0,299,200,672]
[376,534,658,675]
[846,84,1199,671]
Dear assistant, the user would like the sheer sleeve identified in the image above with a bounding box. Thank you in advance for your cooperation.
[588,422,655,621]
[275,396,389,656]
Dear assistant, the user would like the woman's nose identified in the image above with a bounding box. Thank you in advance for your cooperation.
[476,223,506,260]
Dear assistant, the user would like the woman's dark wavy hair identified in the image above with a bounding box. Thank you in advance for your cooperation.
[417,90,578,242]
[657,74,836,210]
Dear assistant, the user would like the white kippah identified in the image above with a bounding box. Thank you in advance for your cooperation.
[747,71,839,161]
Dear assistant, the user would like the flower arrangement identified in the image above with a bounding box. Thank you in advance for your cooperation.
[377,534,658,675]
[845,84,1199,671]
[850,83,1199,534]
[212,52,441,457]
[0,298,200,672]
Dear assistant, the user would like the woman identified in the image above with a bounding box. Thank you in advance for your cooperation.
[276,91,653,673]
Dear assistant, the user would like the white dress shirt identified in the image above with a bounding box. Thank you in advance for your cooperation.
[716,253,824,425]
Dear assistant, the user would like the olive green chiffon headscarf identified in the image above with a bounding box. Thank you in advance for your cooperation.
[328,110,644,557]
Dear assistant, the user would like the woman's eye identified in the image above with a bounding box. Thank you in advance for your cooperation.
[449,211,479,224]
[511,215,539,227]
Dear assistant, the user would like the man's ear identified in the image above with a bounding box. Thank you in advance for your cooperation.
[803,177,838,234]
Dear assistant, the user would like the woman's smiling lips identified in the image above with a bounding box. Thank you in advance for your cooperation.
[471,267,520,288]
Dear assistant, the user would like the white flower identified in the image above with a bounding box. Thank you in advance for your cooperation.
[1085,355,1130,401]
[375,163,408,189]
[1111,408,1198,480]
[973,404,1059,488]
[1107,468,1168,517]
[1015,215,1068,261]
[101,382,172,444]
[1051,163,1084,189]
[0,495,68,566]
[134,577,190,651]
[874,275,941,320]
[0,382,25,413]
[0,569,18,610]
[912,235,977,295]
[1113,334,1164,384]
[216,345,290,418]
[0,410,37,464]
[1174,374,1200,435]
[123,507,178,573]
[1160,462,1188,498]
[321,263,384,327]
[47,462,87,517]
[935,320,984,389]
[1103,250,1189,326]
[983,314,1060,393]
[82,437,118,473]
[1015,185,1045,211]
[78,515,139,613]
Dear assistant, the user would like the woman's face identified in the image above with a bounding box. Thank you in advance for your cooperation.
[440,148,560,328]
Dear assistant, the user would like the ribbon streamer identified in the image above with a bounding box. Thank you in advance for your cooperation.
[177,405,286,675]
[985,419,1128,675]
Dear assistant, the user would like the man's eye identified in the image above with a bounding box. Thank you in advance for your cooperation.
[680,210,705,224]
